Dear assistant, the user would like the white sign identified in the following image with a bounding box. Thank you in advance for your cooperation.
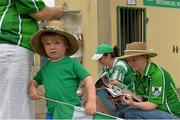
[127,0,136,5]
[43,0,55,7]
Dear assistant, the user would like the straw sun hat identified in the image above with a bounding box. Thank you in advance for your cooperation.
[31,20,78,57]
[118,42,157,59]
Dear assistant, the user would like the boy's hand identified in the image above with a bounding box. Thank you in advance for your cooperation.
[84,100,96,115]
[28,87,42,100]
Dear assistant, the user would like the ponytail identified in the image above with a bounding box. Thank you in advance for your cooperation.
[113,45,120,57]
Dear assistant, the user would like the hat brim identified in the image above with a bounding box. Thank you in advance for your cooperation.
[91,54,103,60]
[31,29,79,57]
[117,52,157,60]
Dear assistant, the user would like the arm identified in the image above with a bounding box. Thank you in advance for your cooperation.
[28,80,42,100]
[30,6,63,21]
[122,94,158,110]
[83,76,96,115]
[132,101,158,110]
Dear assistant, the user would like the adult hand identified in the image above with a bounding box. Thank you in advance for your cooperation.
[30,6,63,21]
[122,94,134,106]
[109,80,119,85]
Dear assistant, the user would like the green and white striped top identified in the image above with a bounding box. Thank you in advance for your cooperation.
[0,0,45,50]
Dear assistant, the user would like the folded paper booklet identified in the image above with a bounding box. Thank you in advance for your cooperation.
[118,83,142,102]
[105,86,125,97]
[95,72,125,97]
[95,72,142,101]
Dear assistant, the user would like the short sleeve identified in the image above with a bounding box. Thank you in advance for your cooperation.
[73,61,90,81]
[15,0,45,14]
[33,70,43,85]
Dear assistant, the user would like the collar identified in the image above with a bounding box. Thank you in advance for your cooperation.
[105,58,118,70]
[134,62,152,83]
[135,61,151,77]
[112,58,118,68]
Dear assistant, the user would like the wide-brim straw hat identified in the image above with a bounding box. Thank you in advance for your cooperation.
[118,42,157,59]
[31,20,78,57]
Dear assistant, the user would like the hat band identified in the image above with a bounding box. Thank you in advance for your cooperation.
[125,49,153,53]
[45,25,65,31]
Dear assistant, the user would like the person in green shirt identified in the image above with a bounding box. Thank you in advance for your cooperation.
[28,20,96,119]
[118,42,180,119]
[91,44,134,117]
[0,0,63,119]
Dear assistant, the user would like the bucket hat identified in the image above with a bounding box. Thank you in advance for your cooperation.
[31,20,78,57]
[118,42,157,59]
[91,44,114,60]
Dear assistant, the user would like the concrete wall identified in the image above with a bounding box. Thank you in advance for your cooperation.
[144,6,180,88]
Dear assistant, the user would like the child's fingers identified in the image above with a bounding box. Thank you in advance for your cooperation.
[28,89,41,100]
[84,107,96,115]
[37,90,43,96]
[84,102,96,115]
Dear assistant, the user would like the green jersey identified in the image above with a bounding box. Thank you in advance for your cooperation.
[34,56,90,113]
[133,62,180,116]
[99,59,134,91]
[0,0,45,50]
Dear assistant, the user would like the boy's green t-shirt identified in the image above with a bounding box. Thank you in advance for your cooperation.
[34,56,90,113]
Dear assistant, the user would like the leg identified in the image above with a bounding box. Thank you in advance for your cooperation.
[96,89,116,115]
[96,96,113,115]
[115,105,129,118]
[124,108,178,119]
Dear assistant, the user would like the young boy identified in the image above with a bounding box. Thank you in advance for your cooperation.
[28,20,96,119]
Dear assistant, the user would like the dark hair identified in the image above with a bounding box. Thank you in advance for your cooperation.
[113,45,120,57]
[103,45,120,58]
